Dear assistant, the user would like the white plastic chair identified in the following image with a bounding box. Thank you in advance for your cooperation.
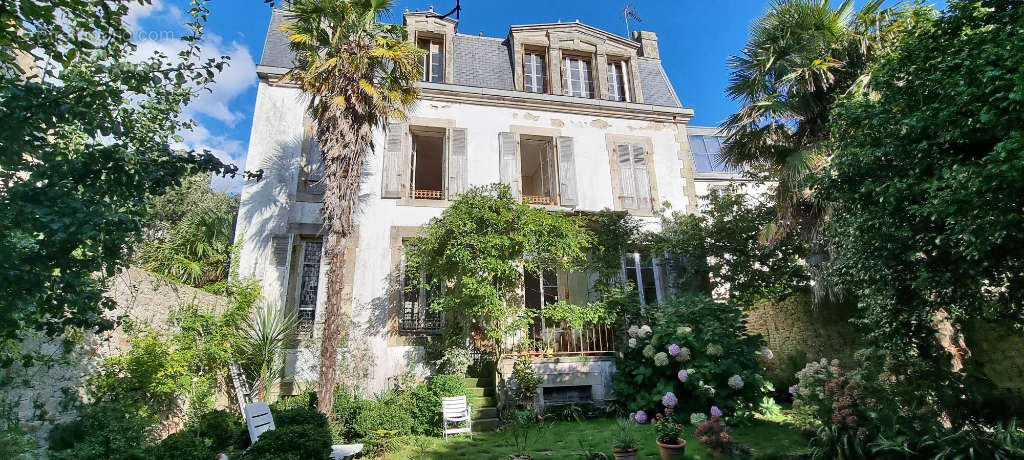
[441,395,473,441]
[243,401,364,459]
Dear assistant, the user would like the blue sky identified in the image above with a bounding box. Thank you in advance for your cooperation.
[130,0,942,192]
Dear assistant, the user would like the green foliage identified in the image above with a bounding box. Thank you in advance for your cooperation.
[0,425,43,460]
[236,302,298,401]
[352,396,413,451]
[329,384,370,442]
[242,425,331,460]
[0,0,242,365]
[612,295,767,417]
[817,0,1024,421]
[407,184,593,341]
[140,173,239,288]
[511,358,542,408]
[434,347,472,376]
[48,403,155,460]
[655,186,808,305]
[506,410,548,456]
[610,418,639,451]
[654,414,683,444]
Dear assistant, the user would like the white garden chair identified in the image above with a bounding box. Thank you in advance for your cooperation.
[441,395,473,441]
[243,401,364,459]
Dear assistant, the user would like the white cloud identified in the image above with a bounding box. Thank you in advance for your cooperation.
[176,124,248,194]
[124,0,185,35]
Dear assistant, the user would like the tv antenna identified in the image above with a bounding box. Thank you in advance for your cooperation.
[622,2,642,37]
[430,0,462,20]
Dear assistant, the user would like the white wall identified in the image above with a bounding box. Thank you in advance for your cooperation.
[236,83,693,392]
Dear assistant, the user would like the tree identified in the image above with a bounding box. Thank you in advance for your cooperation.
[0,0,240,365]
[816,0,1024,422]
[655,186,809,306]
[721,0,909,293]
[280,0,422,413]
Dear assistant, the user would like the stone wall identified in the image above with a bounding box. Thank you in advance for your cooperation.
[0,268,229,437]
[496,356,616,412]
[744,292,863,386]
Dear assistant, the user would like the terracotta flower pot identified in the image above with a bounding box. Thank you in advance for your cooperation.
[656,438,686,460]
[612,447,639,460]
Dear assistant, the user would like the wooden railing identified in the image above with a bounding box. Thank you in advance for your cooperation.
[505,321,615,357]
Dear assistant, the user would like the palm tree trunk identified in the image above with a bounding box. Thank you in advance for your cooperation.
[315,229,347,414]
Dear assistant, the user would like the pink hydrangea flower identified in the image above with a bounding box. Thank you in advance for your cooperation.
[761,347,774,359]
[677,369,688,382]
[668,343,681,356]
[662,392,678,408]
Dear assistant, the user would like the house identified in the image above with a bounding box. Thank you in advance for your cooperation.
[234,8,744,411]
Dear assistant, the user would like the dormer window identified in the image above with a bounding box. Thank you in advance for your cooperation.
[561,55,593,98]
[418,37,443,83]
[523,50,547,93]
[607,60,630,102]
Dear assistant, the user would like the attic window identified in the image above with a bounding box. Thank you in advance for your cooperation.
[524,50,546,93]
[561,56,593,98]
[418,37,443,83]
[607,60,630,102]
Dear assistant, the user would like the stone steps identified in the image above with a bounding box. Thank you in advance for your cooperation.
[465,376,498,432]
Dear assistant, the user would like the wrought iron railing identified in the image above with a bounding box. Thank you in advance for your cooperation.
[411,189,443,200]
[522,195,555,205]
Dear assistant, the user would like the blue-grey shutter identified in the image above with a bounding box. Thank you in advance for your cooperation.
[555,136,578,206]
[447,127,468,199]
[498,132,520,200]
[381,123,406,198]
[616,143,636,209]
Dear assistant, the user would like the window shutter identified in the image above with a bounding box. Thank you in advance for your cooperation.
[630,144,652,210]
[271,235,292,267]
[447,127,468,199]
[616,144,637,209]
[498,132,520,200]
[381,123,406,198]
[555,136,578,206]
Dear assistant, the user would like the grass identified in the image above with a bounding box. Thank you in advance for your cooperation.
[386,416,808,459]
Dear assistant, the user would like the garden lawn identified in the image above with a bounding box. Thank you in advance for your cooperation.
[389,417,807,459]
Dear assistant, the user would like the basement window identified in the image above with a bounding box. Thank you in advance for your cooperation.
[543,385,593,405]
[520,136,557,205]
[410,126,446,200]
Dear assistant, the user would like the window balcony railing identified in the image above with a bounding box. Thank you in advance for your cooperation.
[522,195,556,206]
[411,189,443,200]
[505,321,615,357]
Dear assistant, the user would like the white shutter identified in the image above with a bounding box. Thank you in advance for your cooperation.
[498,132,520,200]
[631,144,652,210]
[555,136,578,206]
[447,127,468,199]
[616,144,636,209]
[381,123,406,198]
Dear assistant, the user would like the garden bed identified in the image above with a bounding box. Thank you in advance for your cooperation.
[390,417,807,459]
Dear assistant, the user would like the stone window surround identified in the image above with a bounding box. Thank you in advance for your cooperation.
[404,13,456,85]
[605,133,660,217]
[396,116,457,208]
[510,25,644,104]
[387,225,438,346]
[283,223,359,344]
[507,124,577,211]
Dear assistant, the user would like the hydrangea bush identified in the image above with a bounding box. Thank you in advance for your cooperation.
[612,295,767,419]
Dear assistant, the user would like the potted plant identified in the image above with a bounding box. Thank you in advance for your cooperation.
[653,413,685,459]
[610,418,639,460]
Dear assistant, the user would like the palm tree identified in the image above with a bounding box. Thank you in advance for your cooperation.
[281,0,422,413]
[722,0,905,240]
[721,0,908,300]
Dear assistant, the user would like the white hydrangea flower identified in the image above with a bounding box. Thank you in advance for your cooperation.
[654,352,669,367]
[628,325,640,338]
[643,344,655,358]
[628,338,637,349]
[728,374,744,390]
[638,325,652,337]
[675,347,691,362]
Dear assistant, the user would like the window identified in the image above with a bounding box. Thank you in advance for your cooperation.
[519,136,557,205]
[418,38,443,83]
[607,60,629,102]
[399,246,441,335]
[524,269,560,310]
[296,239,323,335]
[613,142,654,211]
[689,135,743,173]
[623,251,663,307]
[561,56,593,98]
[410,127,446,200]
[524,51,546,93]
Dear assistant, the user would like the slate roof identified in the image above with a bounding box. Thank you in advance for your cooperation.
[258,10,682,108]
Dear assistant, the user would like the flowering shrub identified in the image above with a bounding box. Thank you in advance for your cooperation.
[653,413,684,444]
[612,295,767,418]
[695,416,748,456]
[662,392,678,408]
[792,358,843,421]
[792,358,878,441]
[632,410,648,424]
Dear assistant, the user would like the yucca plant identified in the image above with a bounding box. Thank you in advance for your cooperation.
[280,0,423,413]
[237,301,299,401]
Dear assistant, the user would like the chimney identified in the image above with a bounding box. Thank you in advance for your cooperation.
[632,30,659,59]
